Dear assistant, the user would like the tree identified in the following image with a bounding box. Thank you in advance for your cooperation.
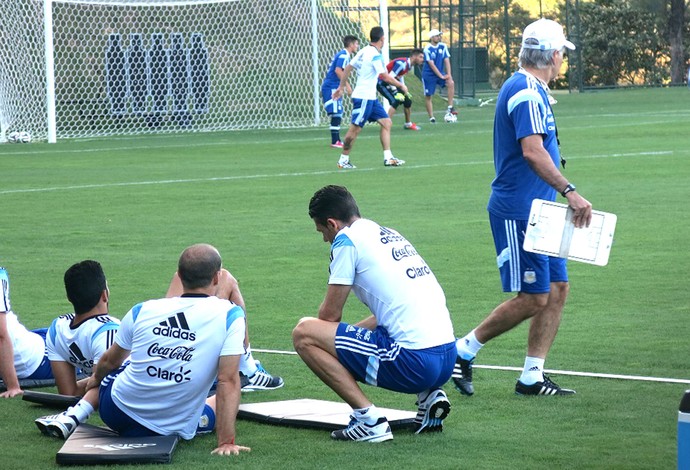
[668,0,687,84]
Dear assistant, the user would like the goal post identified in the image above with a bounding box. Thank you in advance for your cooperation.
[0,0,384,143]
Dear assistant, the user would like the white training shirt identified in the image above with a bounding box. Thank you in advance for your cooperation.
[111,294,245,439]
[350,45,387,100]
[328,218,455,349]
[46,313,120,374]
[0,267,45,378]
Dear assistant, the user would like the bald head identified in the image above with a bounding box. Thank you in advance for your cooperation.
[177,244,222,290]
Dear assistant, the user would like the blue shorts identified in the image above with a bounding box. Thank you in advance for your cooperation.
[350,98,389,127]
[489,213,568,294]
[422,74,446,96]
[99,363,215,437]
[321,85,343,116]
[335,323,456,394]
[26,328,53,380]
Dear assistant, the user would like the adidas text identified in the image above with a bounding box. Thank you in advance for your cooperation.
[152,326,196,341]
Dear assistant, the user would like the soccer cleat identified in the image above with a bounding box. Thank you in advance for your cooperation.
[35,413,79,439]
[413,388,451,434]
[330,141,344,149]
[515,375,576,396]
[331,416,393,443]
[429,117,436,123]
[404,123,421,131]
[337,161,356,169]
[452,356,475,396]
[448,107,458,115]
[240,363,284,392]
[384,157,405,167]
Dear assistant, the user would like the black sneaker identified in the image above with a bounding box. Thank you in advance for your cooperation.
[515,375,576,396]
[413,389,451,434]
[452,356,474,396]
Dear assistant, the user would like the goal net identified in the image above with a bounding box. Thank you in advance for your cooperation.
[0,0,383,142]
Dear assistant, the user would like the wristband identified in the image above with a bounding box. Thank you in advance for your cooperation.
[561,183,576,197]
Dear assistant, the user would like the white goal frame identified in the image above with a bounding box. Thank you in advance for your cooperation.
[0,0,389,143]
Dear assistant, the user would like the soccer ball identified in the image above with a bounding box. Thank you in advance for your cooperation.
[8,131,31,143]
[444,113,457,123]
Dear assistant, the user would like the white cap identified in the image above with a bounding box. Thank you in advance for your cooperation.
[521,19,575,51]
[428,29,442,39]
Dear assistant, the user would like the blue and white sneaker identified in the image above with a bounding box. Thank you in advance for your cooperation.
[331,415,393,442]
[413,388,451,434]
[240,362,284,392]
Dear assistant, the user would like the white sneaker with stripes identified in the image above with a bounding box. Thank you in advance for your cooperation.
[331,416,393,443]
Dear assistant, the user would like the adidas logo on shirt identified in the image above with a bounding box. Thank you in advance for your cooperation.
[152,312,196,341]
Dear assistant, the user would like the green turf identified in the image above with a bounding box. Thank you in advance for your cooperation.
[0,87,688,469]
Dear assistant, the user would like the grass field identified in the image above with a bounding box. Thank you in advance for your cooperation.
[0,87,689,469]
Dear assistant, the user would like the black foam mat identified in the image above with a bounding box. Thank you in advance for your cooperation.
[1,372,88,393]
[56,424,178,466]
[23,390,81,408]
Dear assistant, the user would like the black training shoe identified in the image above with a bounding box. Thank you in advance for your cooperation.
[413,389,451,434]
[452,356,474,396]
[515,375,576,396]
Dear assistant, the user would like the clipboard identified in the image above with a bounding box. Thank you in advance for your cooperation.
[523,199,617,266]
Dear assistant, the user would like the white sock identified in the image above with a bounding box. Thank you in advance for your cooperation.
[354,404,383,425]
[67,400,94,423]
[519,356,545,385]
[456,329,483,360]
[338,154,349,164]
[405,122,412,127]
[239,345,259,376]
[383,150,394,160]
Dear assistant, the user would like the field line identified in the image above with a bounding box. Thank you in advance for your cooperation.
[0,150,674,195]
[253,348,690,385]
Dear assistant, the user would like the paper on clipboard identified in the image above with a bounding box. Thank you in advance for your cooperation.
[523,199,617,266]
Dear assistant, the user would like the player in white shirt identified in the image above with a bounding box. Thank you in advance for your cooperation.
[36,260,119,436]
[39,245,250,457]
[331,26,408,169]
[46,260,120,396]
[166,268,283,393]
[0,267,53,398]
[293,186,457,442]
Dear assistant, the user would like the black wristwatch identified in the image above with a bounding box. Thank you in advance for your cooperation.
[561,183,576,197]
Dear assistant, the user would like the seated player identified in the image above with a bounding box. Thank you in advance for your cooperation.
[39,244,251,457]
[166,268,283,392]
[0,266,53,398]
[35,260,120,437]
[376,49,425,131]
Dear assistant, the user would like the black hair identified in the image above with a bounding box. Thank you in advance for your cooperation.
[370,26,384,43]
[64,260,107,315]
[308,185,361,226]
